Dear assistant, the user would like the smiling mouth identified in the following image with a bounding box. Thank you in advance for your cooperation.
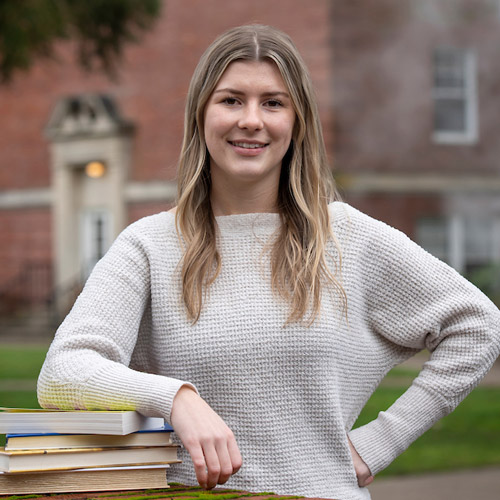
[229,141,269,149]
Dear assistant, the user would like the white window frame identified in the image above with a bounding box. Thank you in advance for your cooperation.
[432,47,478,145]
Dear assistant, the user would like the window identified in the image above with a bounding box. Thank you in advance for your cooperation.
[416,217,449,262]
[463,217,497,274]
[417,214,500,275]
[432,47,478,144]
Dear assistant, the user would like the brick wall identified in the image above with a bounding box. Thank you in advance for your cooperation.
[0,0,333,189]
[346,193,443,238]
[0,0,334,301]
[127,202,174,226]
[331,0,500,175]
[0,209,52,311]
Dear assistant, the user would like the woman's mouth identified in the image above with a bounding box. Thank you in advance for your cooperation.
[229,141,268,149]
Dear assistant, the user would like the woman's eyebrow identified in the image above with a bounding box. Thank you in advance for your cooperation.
[213,87,290,98]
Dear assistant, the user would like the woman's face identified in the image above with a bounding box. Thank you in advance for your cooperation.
[204,59,296,195]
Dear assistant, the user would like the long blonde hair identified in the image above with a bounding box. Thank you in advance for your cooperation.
[176,24,345,324]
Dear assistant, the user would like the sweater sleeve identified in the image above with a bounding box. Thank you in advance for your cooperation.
[346,206,500,475]
[37,220,196,423]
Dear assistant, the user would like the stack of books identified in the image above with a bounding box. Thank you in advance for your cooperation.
[0,407,180,494]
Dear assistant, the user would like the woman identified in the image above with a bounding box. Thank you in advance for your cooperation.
[38,25,500,500]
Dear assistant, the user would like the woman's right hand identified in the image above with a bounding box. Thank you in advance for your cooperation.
[348,437,374,487]
[170,385,242,489]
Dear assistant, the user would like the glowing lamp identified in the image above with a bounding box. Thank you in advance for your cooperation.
[85,161,106,178]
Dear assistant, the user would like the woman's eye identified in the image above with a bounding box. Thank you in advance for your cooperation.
[223,97,239,105]
[266,99,283,108]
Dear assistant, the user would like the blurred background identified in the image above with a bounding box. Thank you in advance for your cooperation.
[0,0,499,498]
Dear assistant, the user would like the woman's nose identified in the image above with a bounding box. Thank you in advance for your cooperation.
[238,103,264,130]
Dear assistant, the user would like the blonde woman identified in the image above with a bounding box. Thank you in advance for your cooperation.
[38,25,500,500]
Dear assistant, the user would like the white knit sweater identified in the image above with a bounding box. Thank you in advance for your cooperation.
[38,202,500,500]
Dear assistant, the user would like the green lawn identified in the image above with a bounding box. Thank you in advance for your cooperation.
[0,344,48,380]
[1,344,499,476]
[0,389,40,410]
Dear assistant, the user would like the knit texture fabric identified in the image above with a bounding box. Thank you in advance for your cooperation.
[38,202,500,500]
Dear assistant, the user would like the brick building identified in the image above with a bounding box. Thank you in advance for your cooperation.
[332,0,500,279]
[0,0,498,325]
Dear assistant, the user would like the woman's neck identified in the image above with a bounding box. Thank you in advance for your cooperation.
[210,181,279,216]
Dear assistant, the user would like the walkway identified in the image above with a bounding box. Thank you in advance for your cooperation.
[368,466,500,500]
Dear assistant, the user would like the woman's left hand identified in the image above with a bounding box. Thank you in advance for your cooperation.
[348,437,374,487]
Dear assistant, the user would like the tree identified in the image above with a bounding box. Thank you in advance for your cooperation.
[0,0,162,83]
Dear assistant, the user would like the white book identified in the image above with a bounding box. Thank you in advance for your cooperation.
[0,407,164,435]
[0,444,180,473]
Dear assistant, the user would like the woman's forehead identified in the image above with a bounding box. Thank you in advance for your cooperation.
[214,59,288,93]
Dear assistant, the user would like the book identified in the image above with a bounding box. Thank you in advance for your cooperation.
[5,425,173,450]
[0,407,164,435]
[0,444,180,473]
[0,465,170,494]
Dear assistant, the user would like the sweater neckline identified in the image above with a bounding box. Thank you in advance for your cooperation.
[165,202,346,235]
[215,212,280,235]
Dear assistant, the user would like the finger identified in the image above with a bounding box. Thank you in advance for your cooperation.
[227,435,243,474]
[214,438,234,485]
[203,442,222,489]
[361,475,374,487]
[187,442,208,489]
[356,471,369,487]
[356,469,373,487]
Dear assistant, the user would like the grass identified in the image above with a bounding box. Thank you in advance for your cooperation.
[0,344,499,476]
[0,390,40,409]
[0,344,46,446]
[0,345,48,380]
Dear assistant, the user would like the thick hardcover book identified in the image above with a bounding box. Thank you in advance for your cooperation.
[0,407,164,435]
[0,465,170,494]
[5,425,173,450]
[0,444,180,473]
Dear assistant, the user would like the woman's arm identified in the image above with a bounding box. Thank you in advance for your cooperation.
[344,206,500,476]
[37,220,193,420]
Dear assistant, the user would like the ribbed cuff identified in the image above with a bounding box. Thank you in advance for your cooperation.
[82,362,198,425]
[348,383,449,475]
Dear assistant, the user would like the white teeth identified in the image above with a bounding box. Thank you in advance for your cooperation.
[232,142,265,149]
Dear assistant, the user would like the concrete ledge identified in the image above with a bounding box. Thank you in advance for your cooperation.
[125,181,176,203]
[0,188,52,209]
[0,182,177,210]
